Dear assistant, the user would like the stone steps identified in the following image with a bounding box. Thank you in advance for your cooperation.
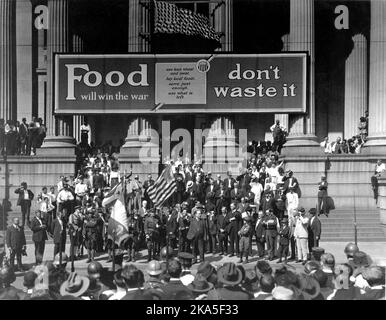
[318,209,385,242]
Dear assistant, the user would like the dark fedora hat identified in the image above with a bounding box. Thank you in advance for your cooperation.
[217,262,243,286]
[187,274,214,293]
[197,261,215,279]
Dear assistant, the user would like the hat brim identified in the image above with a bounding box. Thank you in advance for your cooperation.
[60,276,90,297]
[187,281,214,293]
[217,267,243,286]
[148,269,163,276]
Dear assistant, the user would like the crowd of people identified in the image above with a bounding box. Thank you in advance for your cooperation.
[0,241,384,300]
[3,129,334,276]
[320,112,368,154]
[0,117,46,156]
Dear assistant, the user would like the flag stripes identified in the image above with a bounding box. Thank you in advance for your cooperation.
[153,0,221,43]
[147,165,177,207]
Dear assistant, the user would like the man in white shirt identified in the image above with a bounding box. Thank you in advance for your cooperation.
[80,120,92,145]
[75,177,89,199]
[286,187,299,213]
[293,207,309,264]
[371,159,386,202]
[320,136,332,154]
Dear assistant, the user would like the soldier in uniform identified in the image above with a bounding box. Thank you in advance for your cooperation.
[274,187,287,220]
[125,209,141,262]
[68,205,84,261]
[263,209,280,261]
[144,260,166,298]
[177,208,190,253]
[238,216,252,263]
[144,209,161,261]
[83,211,99,263]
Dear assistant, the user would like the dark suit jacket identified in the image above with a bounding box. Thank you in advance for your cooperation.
[223,177,236,190]
[230,188,244,203]
[14,188,34,206]
[216,214,228,234]
[279,225,290,245]
[225,210,241,233]
[255,219,265,239]
[6,225,26,250]
[187,218,205,240]
[283,177,300,195]
[308,216,322,239]
[192,182,204,203]
[162,279,193,300]
[51,218,67,244]
[30,217,48,242]
[166,213,178,236]
[205,185,219,199]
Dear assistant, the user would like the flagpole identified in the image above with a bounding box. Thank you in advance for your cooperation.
[112,229,116,273]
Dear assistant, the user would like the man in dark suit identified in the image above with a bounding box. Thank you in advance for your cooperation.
[215,184,230,215]
[214,174,223,189]
[254,211,266,258]
[143,174,155,207]
[14,182,34,227]
[19,118,29,155]
[226,202,241,257]
[223,171,236,191]
[30,210,48,264]
[217,207,228,255]
[205,178,218,200]
[51,211,67,257]
[166,207,178,249]
[308,208,322,252]
[192,177,204,205]
[187,210,206,264]
[283,170,300,197]
[162,259,193,300]
[6,218,26,271]
[230,182,243,204]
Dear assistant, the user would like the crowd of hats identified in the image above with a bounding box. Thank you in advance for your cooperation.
[0,242,385,300]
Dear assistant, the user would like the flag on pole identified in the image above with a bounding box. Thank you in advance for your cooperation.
[153,0,221,45]
[102,181,129,247]
[147,165,177,207]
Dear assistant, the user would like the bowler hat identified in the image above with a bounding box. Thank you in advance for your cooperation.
[217,263,243,286]
[187,274,214,293]
[298,207,305,213]
[308,208,317,215]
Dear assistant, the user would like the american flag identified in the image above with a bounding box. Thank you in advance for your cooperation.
[153,0,221,44]
[147,165,177,207]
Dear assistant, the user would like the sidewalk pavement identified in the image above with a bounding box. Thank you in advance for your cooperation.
[7,240,386,291]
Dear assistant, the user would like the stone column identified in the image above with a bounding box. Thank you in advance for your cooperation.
[40,0,75,154]
[344,34,368,139]
[0,0,16,121]
[72,34,84,143]
[121,0,158,176]
[275,34,290,130]
[283,0,320,155]
[363,0,386,154]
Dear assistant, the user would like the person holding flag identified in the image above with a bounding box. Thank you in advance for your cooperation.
[102,172,132,270]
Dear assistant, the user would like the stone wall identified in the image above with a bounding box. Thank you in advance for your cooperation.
[0,155,76,226]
